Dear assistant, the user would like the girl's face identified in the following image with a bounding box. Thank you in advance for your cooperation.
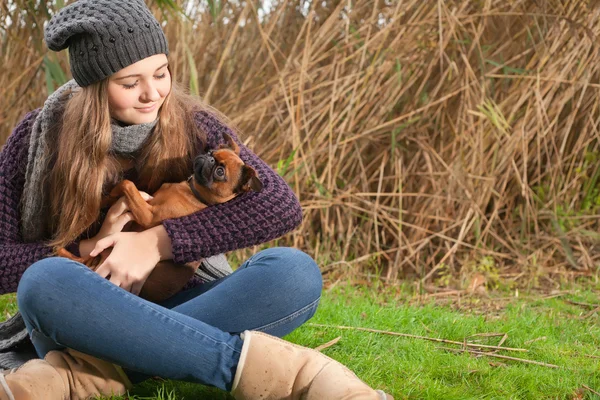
[107,54,171,125]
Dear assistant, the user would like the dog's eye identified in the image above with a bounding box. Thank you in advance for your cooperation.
[215,166,225,178]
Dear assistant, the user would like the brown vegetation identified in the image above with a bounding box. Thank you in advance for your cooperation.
[2,0,600,287]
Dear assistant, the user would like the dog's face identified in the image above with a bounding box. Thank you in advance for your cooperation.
[192,133,263,203]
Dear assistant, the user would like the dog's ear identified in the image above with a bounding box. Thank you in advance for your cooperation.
[219,132,240,155]
[239,165,263,193]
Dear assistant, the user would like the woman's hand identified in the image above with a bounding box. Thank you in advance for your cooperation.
[89,225,173,295]
[89,230,159,295]
[98,192,154,238]
[79,192,153,258]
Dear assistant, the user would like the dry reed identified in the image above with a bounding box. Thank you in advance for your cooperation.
[2,0,600,286]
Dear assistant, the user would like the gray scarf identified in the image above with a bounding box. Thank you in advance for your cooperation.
[21,80,156,242]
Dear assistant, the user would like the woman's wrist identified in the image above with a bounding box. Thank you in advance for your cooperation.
[139,224,174,261]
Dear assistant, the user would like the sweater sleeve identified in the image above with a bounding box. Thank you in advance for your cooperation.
[0,110,55,294]
[162,111,303,263]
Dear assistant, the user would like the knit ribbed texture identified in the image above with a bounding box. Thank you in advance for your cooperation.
[110,118,158,154]
[45,0,169,87]
[0,109,303,295]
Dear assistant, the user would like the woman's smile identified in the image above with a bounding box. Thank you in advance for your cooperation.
[135,103,158,113]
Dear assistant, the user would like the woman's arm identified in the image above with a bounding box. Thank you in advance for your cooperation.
[162,111,303,264]
[0,110,75,294]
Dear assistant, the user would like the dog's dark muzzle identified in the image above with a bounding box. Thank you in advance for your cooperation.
[193,153,216,186]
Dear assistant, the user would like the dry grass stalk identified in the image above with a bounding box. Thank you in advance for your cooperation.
[564,300,599,308]
[314,336,342,351]
[307,322,528,352]
[582,385,600,397]
[581,306,600,319]
[523,336,547,345]
[440,346,560,369]
[2,0,600,283]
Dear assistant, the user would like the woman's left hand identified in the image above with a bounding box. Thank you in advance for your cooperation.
[89,230,161,295]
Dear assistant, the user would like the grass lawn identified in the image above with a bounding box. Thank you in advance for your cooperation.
[0,281,599,399]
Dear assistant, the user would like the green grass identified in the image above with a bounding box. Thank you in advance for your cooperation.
[1,283,599,399]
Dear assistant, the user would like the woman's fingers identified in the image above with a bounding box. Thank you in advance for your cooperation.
[96,262,141,295]
[95,260,131,292]
[114,212,133,231]
[120,281,133,293]
[106,193,152,223]
[89,229,156,296]
[96,262,128,290]
[112,273,140,295]
[94,261,111,279]
[90,236,116,257]
[130,282,144,296]
[131,281,145,296]
[106,197,129,219]
[139,191,153,201]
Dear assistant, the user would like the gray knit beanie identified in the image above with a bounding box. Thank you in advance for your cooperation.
[45,0,169,87]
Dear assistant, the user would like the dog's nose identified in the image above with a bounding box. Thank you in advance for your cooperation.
[194,154,215,165]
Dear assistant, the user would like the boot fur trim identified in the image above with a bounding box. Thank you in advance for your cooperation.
[0,374,14,400]
[231,331,250,392]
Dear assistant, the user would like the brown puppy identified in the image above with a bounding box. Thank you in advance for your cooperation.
[57,132,263,302]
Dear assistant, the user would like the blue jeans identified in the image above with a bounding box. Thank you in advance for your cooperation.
[16,247,322,392]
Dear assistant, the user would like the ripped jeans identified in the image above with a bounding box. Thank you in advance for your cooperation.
[16,247,322,391]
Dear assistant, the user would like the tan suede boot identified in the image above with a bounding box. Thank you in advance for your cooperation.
[0,348,132,400]
[231,331,393,400]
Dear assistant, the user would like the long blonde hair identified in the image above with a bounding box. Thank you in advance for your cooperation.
[47,75,213,248]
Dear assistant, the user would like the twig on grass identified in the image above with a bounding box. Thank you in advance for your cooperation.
[466,332,509,355]
[314,336,341,352]
[468,332,506,338]
[564,300,599,309]
[420,321,437,334]
[422,290,464,298]
[583,385,600,396]
[581,306,600,319]
[306,323,528,352]
[524,336,547,345]
[496,333,508,349]
[440,347,560,368]
[539,291,572,300]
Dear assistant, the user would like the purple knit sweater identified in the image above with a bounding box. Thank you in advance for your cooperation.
[0,109,303,294]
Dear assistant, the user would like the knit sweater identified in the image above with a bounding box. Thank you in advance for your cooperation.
[0,109,303,295]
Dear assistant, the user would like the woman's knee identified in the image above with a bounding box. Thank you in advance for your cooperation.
[249,247,323,299]
[17,257,86,316]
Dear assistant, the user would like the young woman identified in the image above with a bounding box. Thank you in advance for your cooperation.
[0,1,392,399]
